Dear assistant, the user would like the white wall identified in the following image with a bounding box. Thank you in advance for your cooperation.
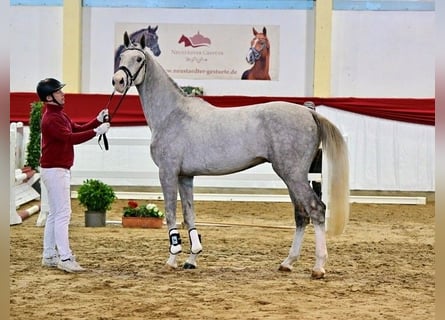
[331,11,434,97]
[10,6,63,92]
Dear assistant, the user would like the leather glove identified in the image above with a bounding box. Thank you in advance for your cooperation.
[93,122,110,136]
[96,108,109,123]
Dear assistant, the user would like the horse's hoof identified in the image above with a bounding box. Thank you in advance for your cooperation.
[278,265,292,272]
[183,262,197,270]
[311,270,325,279]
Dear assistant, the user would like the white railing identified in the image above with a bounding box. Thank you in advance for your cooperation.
[10,122,40,225]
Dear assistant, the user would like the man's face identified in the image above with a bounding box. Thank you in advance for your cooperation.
[47,89,65,105]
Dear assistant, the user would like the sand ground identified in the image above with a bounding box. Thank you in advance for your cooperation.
[10,198,434,319]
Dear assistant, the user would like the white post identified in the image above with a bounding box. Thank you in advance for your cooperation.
[10,123,23,225]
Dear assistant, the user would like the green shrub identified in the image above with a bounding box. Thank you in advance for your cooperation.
[25,101,43,170]
[77,179,116,212]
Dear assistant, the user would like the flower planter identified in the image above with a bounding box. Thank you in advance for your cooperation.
[122,216,163,229]
[85,210,106,227]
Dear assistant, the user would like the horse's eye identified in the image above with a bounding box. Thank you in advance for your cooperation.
[137,57,142,63]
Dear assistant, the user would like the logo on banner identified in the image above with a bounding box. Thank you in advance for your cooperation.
[178,32,211,48]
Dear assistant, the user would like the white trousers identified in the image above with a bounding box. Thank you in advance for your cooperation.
[40,167,73,260]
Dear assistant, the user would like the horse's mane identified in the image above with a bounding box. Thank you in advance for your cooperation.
[137,45,187,97]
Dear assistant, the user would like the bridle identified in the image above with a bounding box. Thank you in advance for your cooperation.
[247,38,268,63]
[116,47,147,89]
[98,46,147,150]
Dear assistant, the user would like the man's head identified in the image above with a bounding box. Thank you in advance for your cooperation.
[36,78,66,105]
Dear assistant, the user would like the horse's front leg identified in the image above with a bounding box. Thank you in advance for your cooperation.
[159,170,182,269]
[178,176,202,269]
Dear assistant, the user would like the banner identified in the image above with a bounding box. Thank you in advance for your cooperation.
[115,23,280,80]
[10,93,435,126]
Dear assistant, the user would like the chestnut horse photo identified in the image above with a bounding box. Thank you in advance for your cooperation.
[241,27,271,80]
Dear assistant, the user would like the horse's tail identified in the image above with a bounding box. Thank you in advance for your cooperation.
[314,113,350,236]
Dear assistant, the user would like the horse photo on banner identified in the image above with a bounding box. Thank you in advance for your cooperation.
[114,23,280,80]
[241,26,271,80]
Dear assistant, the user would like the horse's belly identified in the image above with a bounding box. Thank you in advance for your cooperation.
[181,156,266,176]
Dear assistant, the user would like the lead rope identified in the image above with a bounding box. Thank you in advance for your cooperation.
[98,86,130,150]
[99,49,146,150]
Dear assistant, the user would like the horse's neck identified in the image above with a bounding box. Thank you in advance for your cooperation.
[259,51,270,72]
[251,52,270,77]
[137,56,185,131]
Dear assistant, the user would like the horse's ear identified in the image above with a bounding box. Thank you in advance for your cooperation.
[153,25,158,32]
[140,34,146,49]
[253,27,258,36]
[262,27,267,36]
[124,31,130,47]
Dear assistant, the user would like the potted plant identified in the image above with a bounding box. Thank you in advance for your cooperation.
[77,179,116,227]
[122,200,165,228]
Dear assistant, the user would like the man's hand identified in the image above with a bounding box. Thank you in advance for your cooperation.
[93,122,110,136]
[96,108,109,123]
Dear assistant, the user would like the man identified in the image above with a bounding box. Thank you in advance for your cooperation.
[37,78,110,273]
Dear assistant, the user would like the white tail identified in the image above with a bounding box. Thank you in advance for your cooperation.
[316,114,350,236]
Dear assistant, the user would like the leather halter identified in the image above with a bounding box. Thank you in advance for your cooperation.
[247,41,268,63]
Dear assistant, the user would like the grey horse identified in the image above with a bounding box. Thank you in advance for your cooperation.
[112,32,349,279]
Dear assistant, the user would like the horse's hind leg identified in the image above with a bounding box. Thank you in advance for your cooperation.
[280,181,328,278]
[312,223,327,279]
[279,202,309,272]
[178,176,202,269]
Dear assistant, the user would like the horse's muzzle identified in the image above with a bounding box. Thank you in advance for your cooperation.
[112,71,127,93]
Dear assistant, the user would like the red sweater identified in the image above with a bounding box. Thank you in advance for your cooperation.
[40,104,99,169]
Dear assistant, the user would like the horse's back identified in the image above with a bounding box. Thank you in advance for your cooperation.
[187,99,317,137]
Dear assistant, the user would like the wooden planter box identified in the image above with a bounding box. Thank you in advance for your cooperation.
[121,216,163,229]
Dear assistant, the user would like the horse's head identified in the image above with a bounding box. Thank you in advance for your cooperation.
[142,25,161,57]
[112,31,147,93]
[178,35,187,44]
[246,27,270,64]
